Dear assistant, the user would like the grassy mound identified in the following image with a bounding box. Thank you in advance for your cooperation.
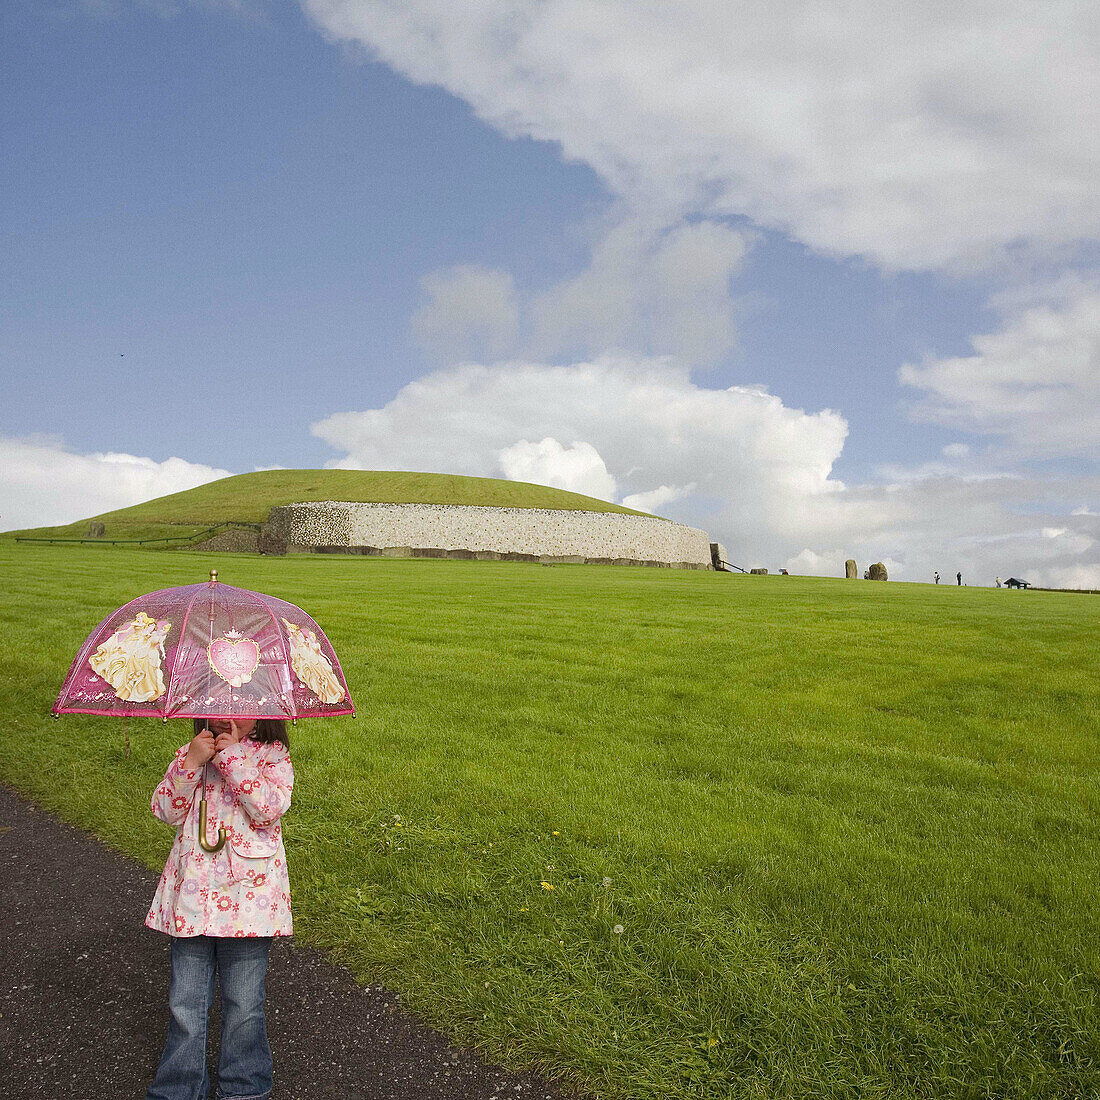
[2,543,1097,1099]
[3,469,655,543]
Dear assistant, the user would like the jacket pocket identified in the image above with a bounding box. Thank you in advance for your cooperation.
[228,821,280,858]
[225,837,278,884]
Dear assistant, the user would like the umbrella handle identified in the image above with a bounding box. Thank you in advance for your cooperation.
[198,798,227,853]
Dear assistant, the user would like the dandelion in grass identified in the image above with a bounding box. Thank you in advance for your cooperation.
[552,830,559,835]
[613,924,624,934]
[540,881,554,891]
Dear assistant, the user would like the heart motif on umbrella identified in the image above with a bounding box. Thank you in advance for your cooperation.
[207,630,261,688]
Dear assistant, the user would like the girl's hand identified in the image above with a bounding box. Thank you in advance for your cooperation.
[214,719,245,756]
[185,729,216,770]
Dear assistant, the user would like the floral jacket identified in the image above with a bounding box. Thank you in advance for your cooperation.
[145,737,294,938]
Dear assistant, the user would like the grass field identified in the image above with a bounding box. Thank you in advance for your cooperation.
[1,543,1097,1098]
[3,468,653,542]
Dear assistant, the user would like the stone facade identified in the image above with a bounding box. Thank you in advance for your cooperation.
[261,501,715,569]
[196,528,261,553]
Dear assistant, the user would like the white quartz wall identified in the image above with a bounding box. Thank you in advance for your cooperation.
[267,502,714,567]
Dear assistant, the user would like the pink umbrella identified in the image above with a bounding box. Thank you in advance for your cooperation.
[55,569,354,721]
[54,570,354,852]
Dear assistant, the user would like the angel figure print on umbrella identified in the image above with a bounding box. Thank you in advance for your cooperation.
[87,610,173,704]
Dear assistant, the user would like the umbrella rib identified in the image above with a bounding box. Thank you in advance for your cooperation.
[266,599,298,719]
[164,583,212,719]
[55,603,127,713]
[229,586,297,719]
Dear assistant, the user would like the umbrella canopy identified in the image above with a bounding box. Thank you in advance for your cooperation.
[54,570,354,720]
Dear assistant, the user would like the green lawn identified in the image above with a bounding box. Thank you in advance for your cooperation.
[3,468,654,542]
[1,543,1097,1099]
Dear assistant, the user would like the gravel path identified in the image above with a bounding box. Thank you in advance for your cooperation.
[0,785,592,1100]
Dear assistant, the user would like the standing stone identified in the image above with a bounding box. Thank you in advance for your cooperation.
[845,559,857,579]
[867,561,888,581]
[85,521,106,537]
[750,567,768,575]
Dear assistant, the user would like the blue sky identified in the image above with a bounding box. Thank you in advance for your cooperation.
[4,1,602,468]
[3,1,1097,586]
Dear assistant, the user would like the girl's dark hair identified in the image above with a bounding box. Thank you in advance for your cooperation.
[193,718,290,749]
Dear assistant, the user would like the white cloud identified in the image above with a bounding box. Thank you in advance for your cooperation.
[305,0,1097,524]
[900,284,1100,456]
[303,0,1100,270]
[530,217,750,363]
[312,355,849,549]
[785,547,837,574]
[1041,564,1100,591]
[0,436,232,532]
[410,215,751,365]
[412,264,520,361]
[311,355,1100,586]
[620,482,697,514]
[810,469,1100,587]
[497,437,616,501]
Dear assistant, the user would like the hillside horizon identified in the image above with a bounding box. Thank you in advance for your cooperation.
[3,468,660,543]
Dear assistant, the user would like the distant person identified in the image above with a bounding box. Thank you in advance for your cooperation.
[957,572,962,586]
[934,571,940,584]
[996,576,1002,588]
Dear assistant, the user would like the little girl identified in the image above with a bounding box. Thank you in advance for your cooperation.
[144,717,294,1100]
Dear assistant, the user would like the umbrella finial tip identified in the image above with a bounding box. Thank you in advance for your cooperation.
[210,569,218,584]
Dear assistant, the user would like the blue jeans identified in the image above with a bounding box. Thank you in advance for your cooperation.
[146,935,273,1100]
